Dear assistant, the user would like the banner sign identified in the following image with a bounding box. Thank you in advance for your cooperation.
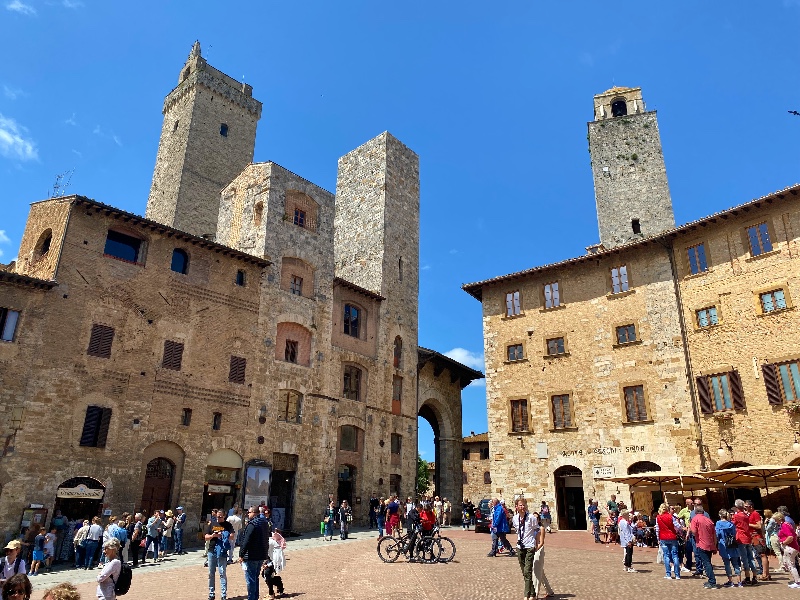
[56,485,104,499]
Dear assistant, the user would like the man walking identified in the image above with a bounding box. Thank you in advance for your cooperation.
[238,507,268,600]
[205,508,233,600]
[512,498,539,598]
[690,501,718,589]
[587,499,601,543]
[488,498,515,557]
[226,508,242,564]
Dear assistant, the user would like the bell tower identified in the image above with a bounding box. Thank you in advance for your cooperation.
[588,86,674,249]
[145,42,262,238]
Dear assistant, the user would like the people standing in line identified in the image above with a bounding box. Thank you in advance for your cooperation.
[587,499,601,543]
[715,509,743,588]
[144,510,162,564]
[72,520,89,569]
[83,517,103,570]
[690,501,717,589]
[238,507,267,600]
[205,509,233,600]
[512,498,539,600]
[226,509,242,565]
[322,501,336,542]
[731,500,758,586]
[758,508,773,580]
[743,500,765,579]
[488,498,515,557]
[618,510,636,573]
[96,538,121,600]
[129,514,144,568]
[655,503,679,579]
[338,500,352,540]
[764,508,782,570]
[161,510,174,557]
[173,506,187,555]
[2,573,31,600]
[774,511,800,588]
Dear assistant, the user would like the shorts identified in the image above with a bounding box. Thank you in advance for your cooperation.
[33,550,45,561]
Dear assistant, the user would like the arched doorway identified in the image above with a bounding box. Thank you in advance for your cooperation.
[418,404,441,494]
[627,461,661,514]
[140,458,174,516]
[54,477,105,522]
[337,464,356,507]
[554,466,586,530]
[202,449,243,520]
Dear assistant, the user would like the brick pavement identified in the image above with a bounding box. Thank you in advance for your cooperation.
[26,528,797,599]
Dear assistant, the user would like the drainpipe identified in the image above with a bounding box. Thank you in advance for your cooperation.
[662,239,707,471]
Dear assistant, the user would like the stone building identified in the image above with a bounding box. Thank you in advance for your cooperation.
[462,432,491,503]
[463,85,800,529]
[0,43,481,541]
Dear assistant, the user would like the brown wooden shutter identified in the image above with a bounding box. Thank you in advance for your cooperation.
[162,340,184,371]
[762,363,783,405]
[80,406,103,446]
[96,408,112,447]
[696,376,713,414]
[229,356,246,384]
[729,370,745,410]
[87,324,114,358]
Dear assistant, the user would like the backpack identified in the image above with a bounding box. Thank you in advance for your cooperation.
[724,529,738,548]
[112,562,133,596]
[3,556,22,575]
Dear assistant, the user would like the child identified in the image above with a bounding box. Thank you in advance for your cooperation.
[30,529,46,576]
[262,530,286,599]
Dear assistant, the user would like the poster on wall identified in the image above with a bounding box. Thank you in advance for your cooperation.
[271,507,286,531]
[243,465,271,509]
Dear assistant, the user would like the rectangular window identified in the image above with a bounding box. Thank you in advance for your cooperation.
[760,289,787,313]
[87,324,114,358]
[551,394,572,429]
[79,406,112,448]
[510,399,529,432]
[343,366,361,401]
[235,270,246,286]
[229,355,247,384]
[546,337,565,356]
[615,324,637,344]
[778,361,800,403]
[505,291,521,316]
[687,243,709,275]
[343,304,360,337]
[161,340,184,371]
[747,222,773,256]
[104,230,142,263]
[709,373,733,412]
[181,408,192,426]
[290,276,303,296]
[507,344,524,361]
[0,308,20,342]
[696,307,719,328]
[340,425,357,452]
[543,282,560,309]
[278,390,302,423]
[392,375,402,415]
[391,433,402,454]
[611,265,629,294]
[294,209,306,227]
[212,412,222,431]
[285,340,298,363]
[623,385,648,422]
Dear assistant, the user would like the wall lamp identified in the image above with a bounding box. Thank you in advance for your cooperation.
[258,405,267,424]
[793,432,800,453]
[717,439,732,457]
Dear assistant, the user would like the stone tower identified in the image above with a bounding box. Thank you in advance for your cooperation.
[145,42,262,238]
[588,86,675,249]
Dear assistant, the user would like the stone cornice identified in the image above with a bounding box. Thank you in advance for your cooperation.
[163,70,262,117]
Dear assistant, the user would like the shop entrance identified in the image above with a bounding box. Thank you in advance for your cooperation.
[627,461,662,514]
[140,458,174,515]
[271,471,295,531]
[554,466,586,530]
[54,477,105,522]
[337,464,355,507]
[201,449,243,522]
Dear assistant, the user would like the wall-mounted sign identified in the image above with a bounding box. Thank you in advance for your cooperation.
[56,485,104,499]
[243,465,271,508]
[593,465,615,479]
[207,484,231,494]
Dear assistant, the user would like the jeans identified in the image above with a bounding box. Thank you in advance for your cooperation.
[752,545,763,575]
[208,552,227,599]
[783,546,800,583]
[624,544,633,568]
[737,543,756,575]
[144,535,160,561]
[74,544,84,567]
[684,536,694,569]
[591,519,600,541]
[491,531,513,554]
[243,559,262,600]
[377,516,385,537]
[83,540,99,568]
[660,539,680,576]
[695,547,716,585]
[174,528,184,554]
[517,546,535,598]
[721,550,742,578]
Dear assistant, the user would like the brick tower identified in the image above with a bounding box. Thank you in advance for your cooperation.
[588,86,675,249]
[145,41,262,238]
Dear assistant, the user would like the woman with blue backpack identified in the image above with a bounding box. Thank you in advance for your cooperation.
[715,509,742,588]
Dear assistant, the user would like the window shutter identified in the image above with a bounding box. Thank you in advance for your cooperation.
[87,324,114,358]
[521,400,529,431]
[229,356,246,383]
[729,370,745,410]
[162,341,184,371]
[696,376,713,415]
[79,406,102,446]
[97,408,112,447]
[762,363,783,406]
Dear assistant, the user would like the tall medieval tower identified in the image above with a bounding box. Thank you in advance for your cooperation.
[145,42,262,238]
[588,86,674,249]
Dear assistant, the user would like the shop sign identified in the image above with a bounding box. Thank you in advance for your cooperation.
[592,465,615,479]
[208,484,231,494]
[56,485,104,499]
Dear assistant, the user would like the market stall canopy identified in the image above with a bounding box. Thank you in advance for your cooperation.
[600,471,714,492]
[702,465,800,493]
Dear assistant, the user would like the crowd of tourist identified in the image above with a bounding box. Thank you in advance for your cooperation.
[367,492,454,539]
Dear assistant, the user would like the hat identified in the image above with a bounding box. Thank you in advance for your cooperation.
[159,509,165,514]
[4,540,21,551]
[176,506,183,510]
[166,510,174,517]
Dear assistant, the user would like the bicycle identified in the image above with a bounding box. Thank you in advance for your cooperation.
[377,526,443,563]
[430,525,456,563]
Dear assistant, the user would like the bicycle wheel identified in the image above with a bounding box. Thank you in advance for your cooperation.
[377,536,402,563]
[415,537,442,563]
[436,536,456,563]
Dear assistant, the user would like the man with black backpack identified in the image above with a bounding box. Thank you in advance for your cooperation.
[238,507,269,600]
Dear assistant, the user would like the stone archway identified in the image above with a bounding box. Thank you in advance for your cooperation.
[139,441,185,515]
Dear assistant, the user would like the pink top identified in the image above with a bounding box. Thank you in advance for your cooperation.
[690,512,717,552]
[778,522,800,552]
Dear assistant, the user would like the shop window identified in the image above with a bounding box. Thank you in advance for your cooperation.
[79,406,112,448]
[104,230,143,264]
[0,307,20,342]
[278,390,302,424]
[87,324,114,358]
[162,340,184,371]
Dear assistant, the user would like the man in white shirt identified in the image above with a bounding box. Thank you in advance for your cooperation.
[512,498,539,599]
[226,508,243,564]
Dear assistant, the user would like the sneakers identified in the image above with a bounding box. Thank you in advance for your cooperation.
[664,576,672,579]
[789,583,800,589]
[703,583,717,589]
[722,581,733,588]
[626,568,638,573]
[680,566,690,573]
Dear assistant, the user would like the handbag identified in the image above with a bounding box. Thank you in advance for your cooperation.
[656,545,663,564]
[139,539,146,548]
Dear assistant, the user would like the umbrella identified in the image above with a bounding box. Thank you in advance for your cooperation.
[702,465,800,495]
[602,471,715,494]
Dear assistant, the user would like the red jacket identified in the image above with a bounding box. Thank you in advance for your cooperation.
[420,510,436,531]
[657,513,677,540]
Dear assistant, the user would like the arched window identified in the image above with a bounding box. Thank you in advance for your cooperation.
[35,229,52,258]
[483,471,491,484]
[393,336,403,368]
[171,248,189,274]
[611,99,627,117]
[254,201,264,227]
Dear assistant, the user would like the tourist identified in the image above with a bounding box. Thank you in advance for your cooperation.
[618,510,636,573]
[205,509,233,600]
[731,500,757,585]
[433,496,443,526]
[715,509,742,587]
[368,493,379,530]
[443,498,451,527]
[607,494,619,515]
[764,508,782,571]
[690,501,717,589]
[322,501,336,542]
[488,498,515,557]
[531,512,554,599]
[1,541,27,593]
[42,581,80,600]
[656,503,680,579]
[774,511,800,588]
[604,511,618,545]
[386,495,401,537]
[512,498,539,600]
[2,573,31,600]
[96,538,121,600]
[109,520,127,566]
[144,510,162,563]
[161,510,174,557]
[29,528,45,576]
[83,517,103,570]
[226,509,242,564]
[338,500,352,540]
[404,501,422,560]
[174,507,187,555]
[42,527,56,572]
[587,499,601,543]
[743,500,765,579]
[262,530,286,599]
[539,501,551,533]
[677,497,694,572]
[72,521,89,569]
[376,498,386,538]
[50,510,70,564]
[238,507,268,600]
[129,514,144,568]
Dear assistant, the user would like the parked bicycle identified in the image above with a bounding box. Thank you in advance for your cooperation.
[377,525,456,564]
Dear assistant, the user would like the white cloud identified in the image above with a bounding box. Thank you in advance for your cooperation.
[449,249,458,254]
[112,135,122,147]
[62,0,83,7]
[0,231,10,244]
[0,114,38,161]
[65,113,77,126]
[71,148,82,158]
[93,124,122,147]
[3,85,25,100]
[6,0,36,15]
[421,264,431,271]
[443,347,484,371]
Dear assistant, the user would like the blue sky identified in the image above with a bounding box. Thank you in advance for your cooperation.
[1,1,799,462]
